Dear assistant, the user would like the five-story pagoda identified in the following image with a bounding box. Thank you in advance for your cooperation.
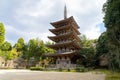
[46,6,82,69]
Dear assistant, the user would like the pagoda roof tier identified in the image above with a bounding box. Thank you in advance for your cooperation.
[50,16,79,28]
[49,23,80,35]
[45,51,84,58]
[48,31,81,42]
[47,40,81,50]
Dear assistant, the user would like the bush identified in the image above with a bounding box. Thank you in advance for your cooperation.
[67,68,70,72]
[58,68,63,71]
[76,67,80,72]
[30,67,44,71]
[76,67,85,72]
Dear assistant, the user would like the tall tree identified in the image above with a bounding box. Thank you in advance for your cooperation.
[96,32,109,67]
[0,23,5,45]
[103,0,120,71]
[96,32,109,57]
[79,35,97,67]
[14,38,25,52]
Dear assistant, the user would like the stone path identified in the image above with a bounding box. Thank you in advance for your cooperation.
[0,69,106,80]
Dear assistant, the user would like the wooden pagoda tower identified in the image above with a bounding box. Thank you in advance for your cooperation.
[46,5,82,69]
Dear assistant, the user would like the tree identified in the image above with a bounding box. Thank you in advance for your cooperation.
[0,42,18,67]
[3,48,18,60]
[14,38,54,67]
[79,47,96,67]
[96,32,109,57]
[1,41,12,51]
[79,35,97,67]
[80,35,97,48]
[26,39,52,61]
[96,32,109,67]
[103,0,120,71]
[20,38,48,67]
[0,23,5,45]
[14,38,25,52]
[8,48,18,60]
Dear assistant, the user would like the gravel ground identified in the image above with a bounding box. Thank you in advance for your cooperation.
[0,69,106,80]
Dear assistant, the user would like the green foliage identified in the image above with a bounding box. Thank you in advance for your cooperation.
[58,68,63,71]
[18,38,54,67]
[1,41,12,51]
[0,23,5,45]
[14,37,25,52]
[103,0,120,45]
[80,35,97,48]
[9,48,18,60]
[95,32,109,67]
[96,32,109,57]
[67,68,70,72]
[30,67,44,71]
[0,48,18,60]
[0,41,17,60]
[93,69,120,80]
[103,0,120,71]
[26,39,46,60]
[106,74,120,80]
[0,49,5,57]
[103,0,120,29]
[79,35,96,67]
[45,41,54,54]
[75,67,86,72]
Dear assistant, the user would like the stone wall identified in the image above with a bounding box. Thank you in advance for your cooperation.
[0,57,17,68]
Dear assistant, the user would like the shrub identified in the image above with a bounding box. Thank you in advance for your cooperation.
[30,67,44,71]
[58,68,63,71]
[76,67,85,72]
[67,68,70,72]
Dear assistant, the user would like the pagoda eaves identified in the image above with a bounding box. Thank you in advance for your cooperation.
[50,16,79,29]
[48,31,81,43]
[49,23,80,35]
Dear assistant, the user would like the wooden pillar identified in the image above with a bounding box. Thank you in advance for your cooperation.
[56,57,60,68]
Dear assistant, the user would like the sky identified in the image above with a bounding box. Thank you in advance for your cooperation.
[0,0,106,45]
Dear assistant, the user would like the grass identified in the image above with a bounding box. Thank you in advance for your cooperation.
[106,72,120,80]
[93,69,120,80]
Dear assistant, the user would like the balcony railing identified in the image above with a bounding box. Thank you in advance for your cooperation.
[46,64,77,69]
[56,49,76,54]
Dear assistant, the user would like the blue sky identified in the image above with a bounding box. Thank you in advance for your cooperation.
[0,0,106,44]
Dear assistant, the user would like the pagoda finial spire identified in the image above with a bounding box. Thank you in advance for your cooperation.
[64,4,67,19]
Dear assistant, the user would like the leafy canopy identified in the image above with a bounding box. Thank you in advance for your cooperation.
[0,23,5,45]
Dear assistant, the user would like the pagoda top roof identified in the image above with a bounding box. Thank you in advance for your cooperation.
[50,16,79,28]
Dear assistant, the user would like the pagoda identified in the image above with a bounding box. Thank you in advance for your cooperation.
[46,5,82,69]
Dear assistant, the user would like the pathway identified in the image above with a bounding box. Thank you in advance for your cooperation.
[0,69,106,80]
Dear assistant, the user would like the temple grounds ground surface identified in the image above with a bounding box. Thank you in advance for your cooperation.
[0,69,106,80]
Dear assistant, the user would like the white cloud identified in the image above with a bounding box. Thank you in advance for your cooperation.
[84,25,101,39]
[5,24,52,44]
[1,0,107,44]
[15,0,54,18]
[65,0,106,39]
